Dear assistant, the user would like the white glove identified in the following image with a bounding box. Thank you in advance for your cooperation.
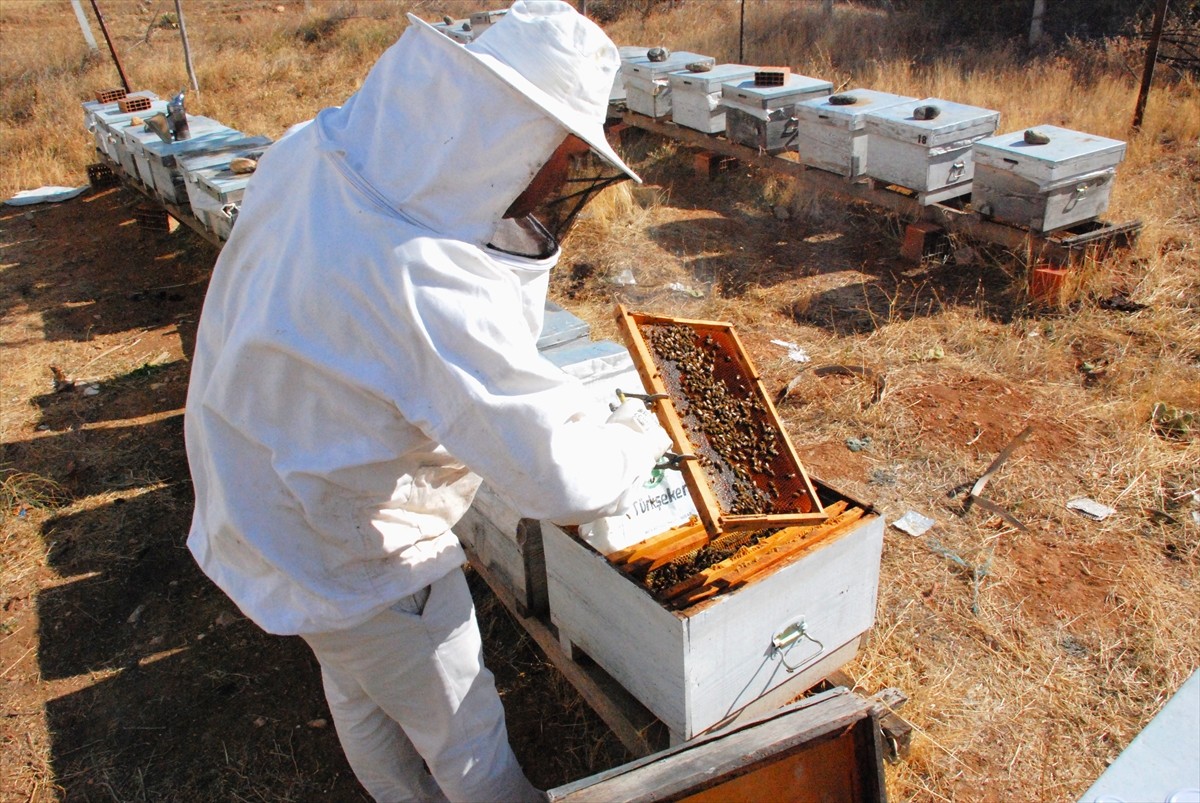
[606,399,673,458]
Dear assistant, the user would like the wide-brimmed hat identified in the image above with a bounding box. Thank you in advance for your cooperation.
[406,0,641,183]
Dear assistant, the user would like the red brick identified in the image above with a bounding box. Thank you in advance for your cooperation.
[899,221,944,262]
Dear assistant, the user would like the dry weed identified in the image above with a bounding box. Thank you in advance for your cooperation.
[2,1,1198,801]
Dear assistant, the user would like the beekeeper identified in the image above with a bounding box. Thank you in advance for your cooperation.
[183,2,670,801]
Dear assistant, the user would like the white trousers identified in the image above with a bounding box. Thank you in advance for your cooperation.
[301,567,540,803]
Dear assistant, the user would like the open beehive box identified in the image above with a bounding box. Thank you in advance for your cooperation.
[615,305,826,536]
[538,307,884,743]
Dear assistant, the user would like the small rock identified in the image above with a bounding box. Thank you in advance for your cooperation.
[1023,129,1051,145]
[869,468,896,486]
[306,718,328,729]
[913,104,940,120]
[647,47,670,62]
[127,604,146,624]
[845,436,872,452]
[229,157,257,174]
[254,717,267,727]
[215,611,238,627]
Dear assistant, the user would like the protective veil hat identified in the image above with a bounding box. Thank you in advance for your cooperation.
[406,0,641,183]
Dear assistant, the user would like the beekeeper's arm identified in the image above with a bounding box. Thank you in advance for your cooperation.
[386,242,671,526]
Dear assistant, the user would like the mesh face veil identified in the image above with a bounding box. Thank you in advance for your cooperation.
[533,150,631,242]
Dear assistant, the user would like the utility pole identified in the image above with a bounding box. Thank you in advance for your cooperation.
[739,0,745,62]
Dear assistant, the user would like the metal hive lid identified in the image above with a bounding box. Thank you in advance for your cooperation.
[721,74,833,107]
[794,88,919,131]
[863,97,1000,147]
[667,63,758,94]
[973,125,1127,184]
[622,50,715,79]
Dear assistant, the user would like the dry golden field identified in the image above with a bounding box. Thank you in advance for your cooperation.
[2,1,1198,801]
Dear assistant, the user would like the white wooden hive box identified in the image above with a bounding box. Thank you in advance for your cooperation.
[83,92,158,157]
[722,75,833,153]
[544,486,884,743]
[667,64,757,134]
[972,125,1126,232]
[178,138,272,234]
[611,46,652,103]
[793,88,918,177]
[862,97,999,200]
[120,117,239,202]
[622,51,715,119]
[93,101,169,170]
[190,164,255,241]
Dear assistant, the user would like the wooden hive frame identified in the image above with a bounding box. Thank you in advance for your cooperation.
[614,305,825,537]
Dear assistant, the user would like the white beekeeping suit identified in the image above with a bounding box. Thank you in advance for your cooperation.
[183,2,667,800]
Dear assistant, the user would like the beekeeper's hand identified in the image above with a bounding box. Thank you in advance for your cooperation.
[606,399,672,458]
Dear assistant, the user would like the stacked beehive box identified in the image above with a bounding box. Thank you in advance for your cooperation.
[667,64,757,134]
[621,50,716,119]
[87,93,170,170]
[971,126,1126,232]
[457,303,885,745]
[722,71,832,154]
[862,97,1000,204]
[82,90,273,242]
[793,88,918,178]
[178,139,272,241]
[121,116,244,203]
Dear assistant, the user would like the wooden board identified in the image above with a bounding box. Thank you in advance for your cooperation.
[546,687,886,802]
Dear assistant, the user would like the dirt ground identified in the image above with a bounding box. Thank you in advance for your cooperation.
[2,133,1197,801]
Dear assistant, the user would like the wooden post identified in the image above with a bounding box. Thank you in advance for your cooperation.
[1028,0,1046,46]
[70,0,99,51]
[738,0,745,62]
[1132,0,1170,131]
[88,0,131,93]
[174,0,200,94]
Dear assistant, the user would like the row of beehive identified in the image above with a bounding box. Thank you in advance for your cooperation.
[82,89,271,241]
[613,48,1127,233]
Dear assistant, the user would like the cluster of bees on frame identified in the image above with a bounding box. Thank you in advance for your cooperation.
[644,324,791,515]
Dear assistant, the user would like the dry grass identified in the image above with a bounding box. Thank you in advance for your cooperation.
[2,1,1198,801]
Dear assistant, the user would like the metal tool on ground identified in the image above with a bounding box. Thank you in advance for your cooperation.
[948,424,1034,530]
